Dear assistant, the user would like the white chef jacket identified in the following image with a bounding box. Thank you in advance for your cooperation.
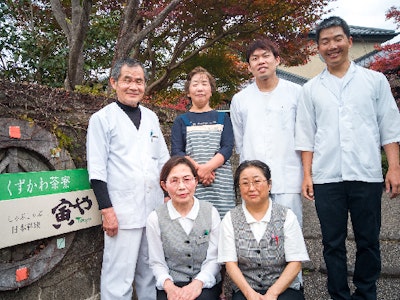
[230,79,302,193]
[295,62,400,184]
[146,198,221,290]
[87,102,170,228]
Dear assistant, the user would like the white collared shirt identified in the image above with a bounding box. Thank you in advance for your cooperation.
[146,198,221,289]
[218,200,309,263]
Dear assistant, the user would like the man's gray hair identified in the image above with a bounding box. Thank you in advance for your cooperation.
[110,58,148,81]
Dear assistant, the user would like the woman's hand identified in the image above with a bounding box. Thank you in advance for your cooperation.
[164,279,203,300]
[263,289,279,300]
[199,170,215,186]
[179,279,203,300]
[163,279,183,300]
[197,164,215,186]
[244,290,265,300]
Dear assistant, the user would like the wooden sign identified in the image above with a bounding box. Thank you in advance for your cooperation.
[0,169,101,249]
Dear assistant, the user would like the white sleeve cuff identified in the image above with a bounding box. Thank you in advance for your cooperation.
[156,274,174,290]
[195,272,217,289]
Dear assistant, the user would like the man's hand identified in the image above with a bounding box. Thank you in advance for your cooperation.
[101,207,118,236]
[383,143,400,199]
[302,175,314,201]
[385,165,400,199]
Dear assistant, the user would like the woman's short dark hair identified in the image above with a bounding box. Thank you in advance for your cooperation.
[233,160,271,199]
[159,156,198,189]
[245,39,280,63]
[315,16,350,43]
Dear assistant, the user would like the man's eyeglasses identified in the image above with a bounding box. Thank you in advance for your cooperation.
[239,179,268,189]
[118,78,145,87]
[166,176,195,187]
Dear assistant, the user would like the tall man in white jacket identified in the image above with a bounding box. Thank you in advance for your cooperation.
[87,58,169,300]
[230,38,303,227]
[295,16,400,300]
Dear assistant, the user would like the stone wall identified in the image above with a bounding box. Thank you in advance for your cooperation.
[1,80,179,165]
[0,80,179,299]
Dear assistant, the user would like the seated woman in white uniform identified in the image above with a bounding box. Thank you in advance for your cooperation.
[218,160,309,300]
[146,156,222,300]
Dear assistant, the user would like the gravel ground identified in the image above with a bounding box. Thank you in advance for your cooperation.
[302,192,400,300]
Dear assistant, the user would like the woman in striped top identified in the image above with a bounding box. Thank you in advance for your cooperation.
[171,66,236,218]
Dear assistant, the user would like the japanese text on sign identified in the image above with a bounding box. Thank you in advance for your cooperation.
[0,169,91,201]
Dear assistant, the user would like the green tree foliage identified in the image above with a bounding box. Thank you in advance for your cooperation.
[177,46,249,107]
[368,6,400,110]
[135,0,330,95]
[0,1,67,86]
[1,0,332,104]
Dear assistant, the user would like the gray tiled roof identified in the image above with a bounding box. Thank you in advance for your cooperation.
[283,26,398,85]
[354,49,380,67]
[277,69,308,86]
[309,25,397,42]
[355,39,400,67]
[349,25,396,36]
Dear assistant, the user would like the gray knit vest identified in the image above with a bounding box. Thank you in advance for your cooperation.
[231,202,300,291]
[156,201,221,283]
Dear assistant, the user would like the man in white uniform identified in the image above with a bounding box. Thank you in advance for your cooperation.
[86,58,169,300]
[230,38,303,227]
[295,16,400,300]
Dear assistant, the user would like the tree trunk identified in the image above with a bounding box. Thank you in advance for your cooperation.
[111,0,181,86]
[51,0,92,91]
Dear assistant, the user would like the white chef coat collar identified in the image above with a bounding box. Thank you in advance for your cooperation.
[321,61,356,79]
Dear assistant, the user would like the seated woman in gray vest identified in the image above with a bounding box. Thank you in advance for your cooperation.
[146,156,222,300]
[218,160,309,300]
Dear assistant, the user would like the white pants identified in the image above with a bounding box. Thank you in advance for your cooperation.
[101,227,156,300]
[270,193,303,228]
[270,193,303,285]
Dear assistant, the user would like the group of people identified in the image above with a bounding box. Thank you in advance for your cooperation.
[86,16,400,300]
